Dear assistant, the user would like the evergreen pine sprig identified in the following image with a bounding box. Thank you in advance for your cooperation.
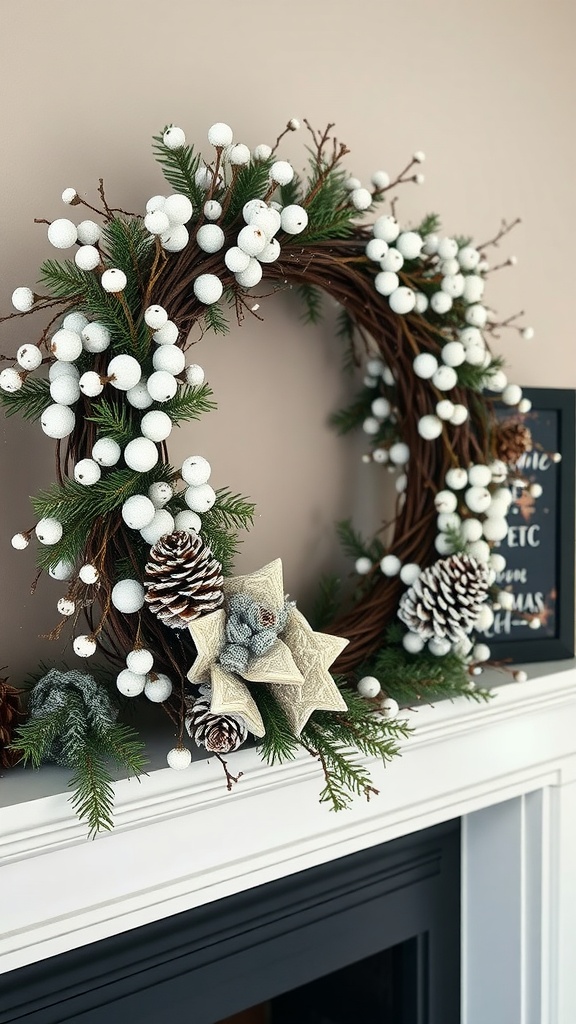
[68,743,115,837]
[336,519,384,564]
[253,686,300,765]
[300,163,357,242]
[297,283,324,324]
[330,387,375,434]
[40,260,131,346]
[223,158,274,225]
[86,397,134,445]
[162,382,217,424]
[201,488,256,575]
[202,302,230,336]
[0,377,50,421]
[152,129,205,209]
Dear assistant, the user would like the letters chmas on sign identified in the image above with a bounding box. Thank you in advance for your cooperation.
[482,388,576,663]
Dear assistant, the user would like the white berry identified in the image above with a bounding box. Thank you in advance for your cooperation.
[182,455,211,486]
[41,404,76,438]
[357,676,381,698]
[148,481,173,508]
[140,509,175,545]
[101,268,127,293]
[17,344,42,370]
[185,364,205,387]
[92,437,121,466]
[124,437,159,473]
[74,459,101,485]
[74,635,97,658]
[185,483,216,512]
[111,579,145,613]
[82,322,111,353]
[167,746,192,770]
[126,648,154,674]
[48,218,77,249]
[122,494,156,529]
[163,126,186,149]
[116,669,146,697]
[11,286,35,312]
[193,273,223,305]
[141,409,173,442]
[51,328,83,362]
[147,370,178,403]
[280,205,308,234]
[145,673,173,703]
[79,563,99,584]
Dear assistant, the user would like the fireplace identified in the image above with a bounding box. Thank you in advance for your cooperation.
[0,821,459,1024]
[1,661,576,1022]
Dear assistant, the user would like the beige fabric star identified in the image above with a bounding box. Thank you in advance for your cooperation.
[187,559,349,739]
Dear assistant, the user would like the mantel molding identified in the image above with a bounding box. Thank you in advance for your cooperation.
[1,660,576,979]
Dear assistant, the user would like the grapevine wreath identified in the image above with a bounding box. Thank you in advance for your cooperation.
[0,118,543,836]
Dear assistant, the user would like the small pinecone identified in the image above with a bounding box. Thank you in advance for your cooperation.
[398,554,490,644]
[144,531,224,630]
[185,696,248,754]
[495,420,533,466]
[0,678,24,769]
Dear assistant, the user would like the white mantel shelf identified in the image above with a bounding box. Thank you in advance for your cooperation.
[2,661,576,1024]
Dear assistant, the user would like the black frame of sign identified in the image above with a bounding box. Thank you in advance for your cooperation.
[486,387,575,663]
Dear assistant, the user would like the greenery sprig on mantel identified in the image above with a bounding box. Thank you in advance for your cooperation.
[0,116,540,834]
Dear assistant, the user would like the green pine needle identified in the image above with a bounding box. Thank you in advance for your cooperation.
[162,383,217,425]
[68,741,115,839]
[152,129,205,209]
[86,398,134,445]
[330,387,375,435]
[253,687,300,765]
[223,159,274,225]
[297,283,324,325]
[202,303,230,336]
[0,377,51,421]
[310,573,342,630]
[336,519,384,563]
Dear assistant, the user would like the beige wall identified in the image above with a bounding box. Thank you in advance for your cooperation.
[1,0,575,680]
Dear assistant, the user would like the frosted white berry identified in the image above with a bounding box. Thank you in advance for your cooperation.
[465,304,488,327]
[182,455,211,486]
[57,597,75,616]
[430,291,453,315]
[35,517,63,544]
[163,194,193,226]
[518,399,532,414]
[366,238,389,261]
[92,437,121,466]
[15,344,40,372]
[522,327,535,341]
[185,364,205,387]
[434,490,458,513]
[432,365,457,391]
[124,437,159,473]
[461,518,483,543]
[378,696,400,718]
[153,320,179,345]
[73,635,97,658]
[436,400,455,420]
[208,122,233,147]
[161,225,189,252]
[236,259,263,288]
[258,238,281,263]
[412,353,438,379]
[0,368,24,393]
[193,273,223,305]
[498,590,515,612]
[122,494,156,530]
[108,354,142,391]
[146,370,178,402]
[79,563,99,584]
[467,464,492,488]
[82,322,111,353]
[502,383,523,406]
[140,509,175,545]
[144,305,168,330]
[145,210,170,235]
[12,286,35,312]
[395,232,423,260]
[403,632,424,654]
[152,345,185,375]
[270,161,294,185]
[380,249,404,272]
[253,144,272,161]
[250,207,282,238]
[350,187,372,211]
[11,533,30,550]
[126,380,153,408]
[50,374,80,405]
[418,415,442,440]
[48,560,74,581]
[51,328,83,362]
[428,637,451,657]
[174,509,202,533]
[449,404,469,425]
[196,224,225,253]
[63,312,89,333]
[354,557,372,575]
[437,512,461,533]
[48,218,78,249]
[185,483,216,512]
[61,187,78,205]
[372,397,391,419]
[74,458,101,485]
[237,224,268,257]
[362,416,380,435]
[374,271,399,296]
[482,517,509,542]
[445,467,468,489]
[140,409,173,443]
[116,669,146,697]
[462,276,485,304]
[101,268,127,293]
[229,143,251,165]
[77,220,101,245]
[126,648,154,674]
[167,746,192,770]
[148,481,173,508]
[389,442,410,466]
[225,246,251,273]
[435,533,456,555]
[75,245,101,271]
[204,199,222,221]
[371,170,390,190]
[441,342,465,368]
[163,126,186,149]
[465,486,492,514]
[400,563,421,586]
[41,404,75,438]
[280,205,308,234]
[357,676,381,698]
[380,554,401,576]
[79,371,104,397]
[389,287,416,315]
[145,673,173,703]
[373,215,399,243]
[111,579,145,613]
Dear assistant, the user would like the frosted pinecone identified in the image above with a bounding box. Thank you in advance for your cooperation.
[185,696,248,753]
[398,553,490,643]
[144,531,224,629]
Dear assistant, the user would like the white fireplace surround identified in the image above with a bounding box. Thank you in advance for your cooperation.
[1,660,575,1024]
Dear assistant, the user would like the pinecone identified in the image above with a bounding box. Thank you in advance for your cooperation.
[0,676,24,769]
[185,696,248,753]
[398,554,490,644]
[144,531,224,630]
[495,420,533,466]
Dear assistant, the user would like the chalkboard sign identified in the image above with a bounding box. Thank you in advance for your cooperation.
[482,388,575,663]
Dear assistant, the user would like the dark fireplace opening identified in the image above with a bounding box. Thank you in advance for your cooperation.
[0,820,460,1024]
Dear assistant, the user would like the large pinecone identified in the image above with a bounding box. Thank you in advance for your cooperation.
[398,554,490,643]
[144,531,224,630]
[185,696,248,753]
[0,677,24,769]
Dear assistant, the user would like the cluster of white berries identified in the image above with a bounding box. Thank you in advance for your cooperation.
[355,675,400,719]
[116,646,173,703]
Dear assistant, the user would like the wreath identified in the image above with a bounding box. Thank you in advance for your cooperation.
[0,117,539,836]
